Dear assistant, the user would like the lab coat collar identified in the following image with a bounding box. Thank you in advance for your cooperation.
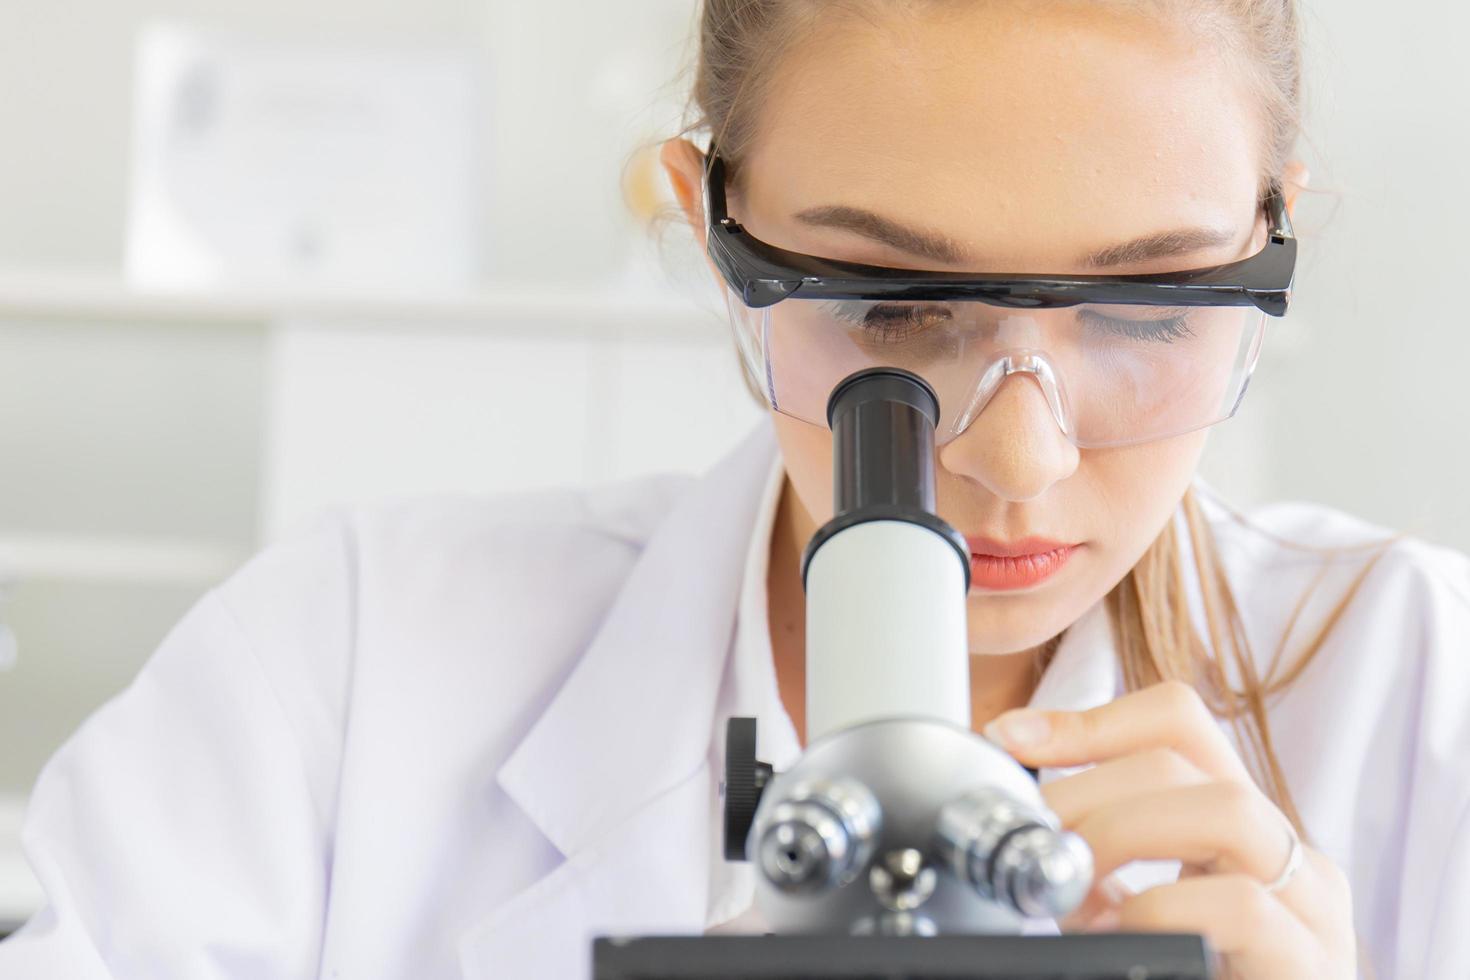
[1027,596,1121,718]
[462,422,780,977]
[495,419,777,857]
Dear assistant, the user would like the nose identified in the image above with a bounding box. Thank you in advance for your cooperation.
[938,374,1080,502]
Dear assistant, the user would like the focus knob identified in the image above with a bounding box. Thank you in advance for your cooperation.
[935,785,1094,919]
[722,717,772,861]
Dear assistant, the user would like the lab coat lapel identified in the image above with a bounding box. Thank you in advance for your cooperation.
[459,421,779,978]
[458,761,714,978]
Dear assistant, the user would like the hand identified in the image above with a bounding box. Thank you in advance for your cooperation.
[983,680,1357,979]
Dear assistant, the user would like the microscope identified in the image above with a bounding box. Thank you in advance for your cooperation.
[594,368,1214,978]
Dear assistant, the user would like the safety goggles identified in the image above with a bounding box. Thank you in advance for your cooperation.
[703,143,1296,449]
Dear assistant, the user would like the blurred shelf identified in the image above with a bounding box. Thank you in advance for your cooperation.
[0,795,40,927]
[0,269,727,341]
[0,533,244,588]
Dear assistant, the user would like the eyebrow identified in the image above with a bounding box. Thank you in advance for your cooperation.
[791,204,1239,269]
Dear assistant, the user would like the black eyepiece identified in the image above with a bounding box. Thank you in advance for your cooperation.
[826,368,941,516]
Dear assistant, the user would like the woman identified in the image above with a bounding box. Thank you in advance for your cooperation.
[1,1,1466,978]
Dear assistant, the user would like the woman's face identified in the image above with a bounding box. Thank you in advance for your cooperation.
[678,3,1294,656]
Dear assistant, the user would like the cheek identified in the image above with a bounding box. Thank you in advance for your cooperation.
[1084,428,1209,557]
[771,412,835,523]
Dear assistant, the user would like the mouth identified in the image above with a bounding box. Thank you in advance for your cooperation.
[964,535,1080,592]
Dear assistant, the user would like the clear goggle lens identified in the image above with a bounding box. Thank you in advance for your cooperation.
[724,289,1267,449]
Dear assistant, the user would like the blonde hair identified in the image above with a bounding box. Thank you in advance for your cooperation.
[664,0,1400,853]
[1119,488,1394,841]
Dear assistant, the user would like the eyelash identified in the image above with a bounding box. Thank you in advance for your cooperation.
[826,302,1197,343]
[1078,308,1196,342]
[836,304,952,341]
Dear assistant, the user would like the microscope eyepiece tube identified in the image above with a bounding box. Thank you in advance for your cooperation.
[827,368,941,516]
[800,368,973,740]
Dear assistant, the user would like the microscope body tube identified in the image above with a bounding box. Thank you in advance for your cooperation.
[801,369,973,743]
[805,523,969,740]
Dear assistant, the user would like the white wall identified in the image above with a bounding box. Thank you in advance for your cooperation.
[1197,1,1470,549]
[260,316,762,540]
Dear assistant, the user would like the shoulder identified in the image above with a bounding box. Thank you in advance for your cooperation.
[344,473,697,657]
[1194,487,1470,633]
[191,417,779,777]
[1191,487,1470,760]
[219,468,695,644]
[322,469,695,593]
[1194,486,1470,777]
[205,470,697,751]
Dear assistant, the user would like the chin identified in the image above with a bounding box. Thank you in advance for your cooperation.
[963,590,1091,656]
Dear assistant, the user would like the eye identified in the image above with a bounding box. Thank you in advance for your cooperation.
[1078,307,1196,343]
[824,302,955,343]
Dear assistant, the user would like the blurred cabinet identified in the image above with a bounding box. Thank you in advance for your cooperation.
[261,292,760,537]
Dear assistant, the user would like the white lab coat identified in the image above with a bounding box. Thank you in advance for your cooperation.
[0,420,1467,979]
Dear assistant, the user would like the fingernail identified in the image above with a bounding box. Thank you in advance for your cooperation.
[1098,874,1135,905]
[983,709,1051,749]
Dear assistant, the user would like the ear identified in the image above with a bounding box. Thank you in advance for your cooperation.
[1280,158,1310,222]
[660,137,709,242]
[660,136,727,284]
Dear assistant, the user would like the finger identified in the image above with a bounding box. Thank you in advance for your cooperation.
[1070,841,1352,951]
[1072,781,1295,883]
[1117,874,1326,977]
[1057,871,1136,932]
[1284,846,1358,946]
[983,679,1252,782]
[1040,746,1210,827]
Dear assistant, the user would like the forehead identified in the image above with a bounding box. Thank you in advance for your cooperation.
[740,2,1263,271]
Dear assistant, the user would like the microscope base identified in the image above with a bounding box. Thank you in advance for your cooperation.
[593,932,1213,979]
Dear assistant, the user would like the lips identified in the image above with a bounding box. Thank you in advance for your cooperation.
[964,535,1079,591]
